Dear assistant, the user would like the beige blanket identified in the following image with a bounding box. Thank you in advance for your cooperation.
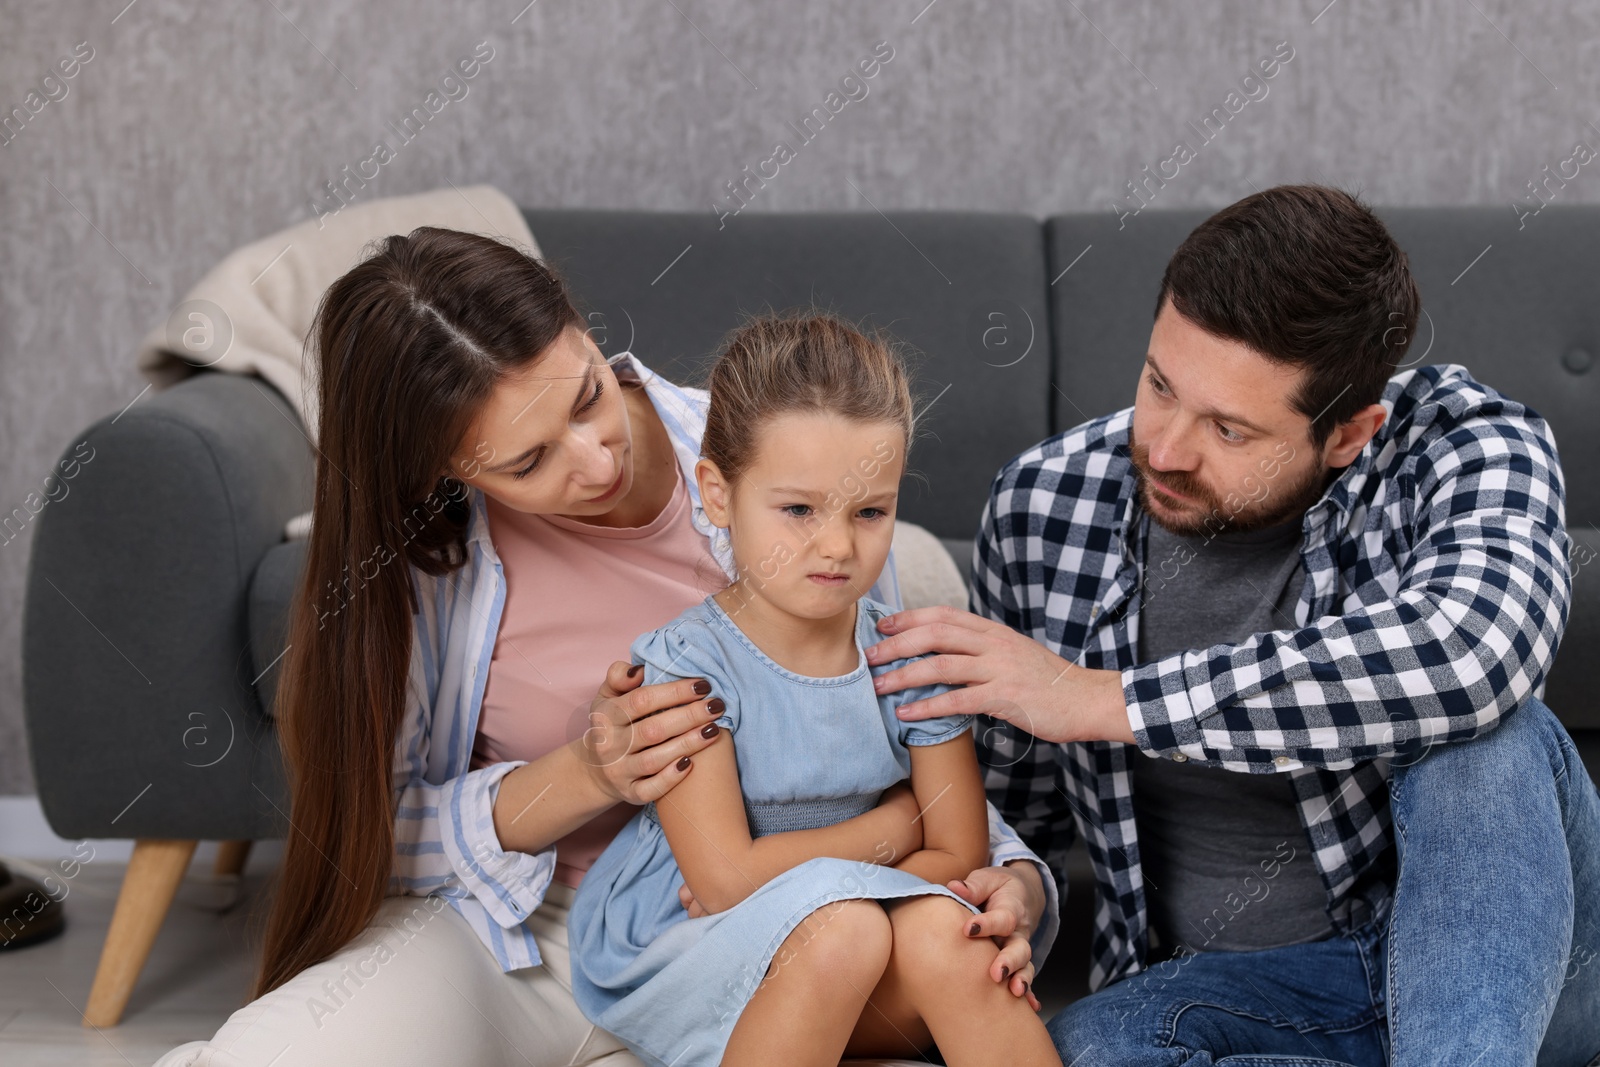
[134,185,539,439]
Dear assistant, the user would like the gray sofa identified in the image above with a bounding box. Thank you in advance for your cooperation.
[22,205,1600,1024]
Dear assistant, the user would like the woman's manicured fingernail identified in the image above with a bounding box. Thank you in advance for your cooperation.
[707,697,726,715]
[626,664,643,678]
[676,756,692,771]
[701,723,719,738]
[1023,980,1031,996]
[692,679,712,695]
[968,922,981,936]
[1000,966,1011,981]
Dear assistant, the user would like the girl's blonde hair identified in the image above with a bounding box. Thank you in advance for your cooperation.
[701,312,914,485]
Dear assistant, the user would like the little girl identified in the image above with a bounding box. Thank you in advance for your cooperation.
[568,315,1061,1067]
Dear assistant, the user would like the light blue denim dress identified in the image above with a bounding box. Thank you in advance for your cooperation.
[567,595,980,1067]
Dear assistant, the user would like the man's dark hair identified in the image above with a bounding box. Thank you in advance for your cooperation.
[1155,184,1420,447]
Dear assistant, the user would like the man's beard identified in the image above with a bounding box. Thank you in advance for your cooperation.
[1127,427,1332,537]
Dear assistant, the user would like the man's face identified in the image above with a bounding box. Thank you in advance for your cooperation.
[1129,298,1332,536]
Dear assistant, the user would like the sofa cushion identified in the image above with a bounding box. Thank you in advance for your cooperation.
[1045,210,1211,438]
[891,521,966,613]
[941,537,976,595]
[524,208,1052,542]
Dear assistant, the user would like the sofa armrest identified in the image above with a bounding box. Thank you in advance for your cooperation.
[22,372,311,840]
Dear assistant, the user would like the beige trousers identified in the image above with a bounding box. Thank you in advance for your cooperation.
[153,882,924,1067]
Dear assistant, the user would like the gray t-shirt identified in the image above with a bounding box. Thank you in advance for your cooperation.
[1132,514,1338,957]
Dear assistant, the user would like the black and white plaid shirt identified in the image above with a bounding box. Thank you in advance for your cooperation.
[971,363,1572,990]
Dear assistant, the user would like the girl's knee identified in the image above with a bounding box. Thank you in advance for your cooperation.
[765,898,891,987]
[883,895,989,978]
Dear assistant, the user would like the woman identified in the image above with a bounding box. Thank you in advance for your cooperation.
[157,227,1057,1067]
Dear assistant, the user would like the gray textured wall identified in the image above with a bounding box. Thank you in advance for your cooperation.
[4,0,1599,794]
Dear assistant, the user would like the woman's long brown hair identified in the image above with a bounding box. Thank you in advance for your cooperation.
[253,227,581,998]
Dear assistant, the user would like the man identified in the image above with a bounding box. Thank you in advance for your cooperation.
[869,185,1600,1064]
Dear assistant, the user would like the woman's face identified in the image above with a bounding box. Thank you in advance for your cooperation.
[451,325,637,518]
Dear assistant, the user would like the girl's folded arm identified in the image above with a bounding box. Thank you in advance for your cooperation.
[889,728,991,886]
[654,733,921,913]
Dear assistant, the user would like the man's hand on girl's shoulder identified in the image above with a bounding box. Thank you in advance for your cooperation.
[866,605,1135,745]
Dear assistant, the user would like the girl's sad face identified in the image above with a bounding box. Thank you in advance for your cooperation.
[696,412,905,622]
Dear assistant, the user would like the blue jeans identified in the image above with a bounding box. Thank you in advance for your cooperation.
[1046,696,1600,1066]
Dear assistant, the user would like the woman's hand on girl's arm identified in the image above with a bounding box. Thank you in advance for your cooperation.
[576,659,729,804]
[491,659,725,855]
[887,730,991,886]
[948,862,1046,1010]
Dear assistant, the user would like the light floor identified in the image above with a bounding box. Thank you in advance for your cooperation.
[0,852,1092,1066]
[0,855,268,1066]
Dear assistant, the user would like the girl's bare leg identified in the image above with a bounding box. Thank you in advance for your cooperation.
[722,899,893,1067]
[845,895,1062,1066]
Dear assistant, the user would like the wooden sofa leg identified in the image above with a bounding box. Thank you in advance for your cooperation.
[83,838,197,1028]
[213,839,252,877]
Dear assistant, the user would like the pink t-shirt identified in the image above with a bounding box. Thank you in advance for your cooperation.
[470,463,729,888]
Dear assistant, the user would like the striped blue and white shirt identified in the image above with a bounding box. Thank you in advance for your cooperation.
[388,352,1062,973]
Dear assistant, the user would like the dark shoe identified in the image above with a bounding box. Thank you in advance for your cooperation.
[0,860,66,949]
